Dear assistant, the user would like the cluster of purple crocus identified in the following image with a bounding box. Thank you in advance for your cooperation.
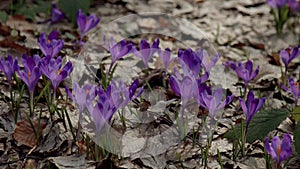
[45,5,101,44]
[70,79,143,134]
[1,6,297,165]
[0,31,73,110]
[261,46,300,164]
[169,47,233,129]
[280,46,300,105]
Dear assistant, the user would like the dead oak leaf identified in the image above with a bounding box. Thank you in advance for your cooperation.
[13,119,47,148]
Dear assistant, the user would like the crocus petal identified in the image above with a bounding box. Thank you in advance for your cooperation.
[264,137,278,162]
[280,134,293,162]
[48,30,59,40]
[254,97,266,114]
[181,76,193,104]
[280,49,289,67]
[246,90,255,107]
[77,10,87,34]
[271,136,282,163]
[170,75,181,96]
[239,98,248,119]
[129,79,139,99]
[51,4,64,24]
[250,65,259,80]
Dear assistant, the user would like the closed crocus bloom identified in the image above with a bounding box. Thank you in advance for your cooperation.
[87,85,118,133]
[133,39,160,68]
[40,56,73,90]
[158,48,173,69]
[264,134,292,164]
[77,9,100,39]
[239,90,265,128]
[280,47,300,69]
[0,55,19,84]
[51,4,64,24]
[38,30,64,57]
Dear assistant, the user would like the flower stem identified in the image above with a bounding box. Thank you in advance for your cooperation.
[243,84,248,100]
[242,123,248,157]
[29,91,34,116]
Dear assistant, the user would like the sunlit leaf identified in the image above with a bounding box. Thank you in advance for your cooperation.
[291,106,300,122]
[294,122,300,155]
[224,109,290,143]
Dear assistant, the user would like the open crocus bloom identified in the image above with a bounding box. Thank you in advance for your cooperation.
[76,9,100,39]
[264,134,292,164]
[225,60,259,86]
[133,39,160,68]
[197,87,234,119]
[38,30,64,58]
[40,56,73,90]
[280,47,300,69]
[18,54,42,94]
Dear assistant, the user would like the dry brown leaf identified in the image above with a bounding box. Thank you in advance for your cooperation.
[13,119,47,148]
[269,52,282,66]
[76,140,87,154]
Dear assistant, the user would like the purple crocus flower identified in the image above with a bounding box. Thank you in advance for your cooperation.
[87,85,117,133]
[239,90,266,128]
[266,0,288,8]
[17,54,42,93]
[104,37,133,70]
[264,134,292,164]
[38,30,64,58]
[197,87,234,119]
[51,4,64,24]
[133,39,160,68]
[73,83,97,113]
[281,77,300,105]
[225,60,259,86]
[109,79,143,108]
[158,48,174,69]
[178,48,202,75]
[0,55,19,84]
[87,99,116,134]
[196,49,219,72]
[280,47,300,69]
[77,9,100,40]
[170,70,198,106]
[288,0,300,14]
[40,56,73,90]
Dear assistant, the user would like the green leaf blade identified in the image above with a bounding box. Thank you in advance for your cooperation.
[57,0,90,26]
[224,109,290,143]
